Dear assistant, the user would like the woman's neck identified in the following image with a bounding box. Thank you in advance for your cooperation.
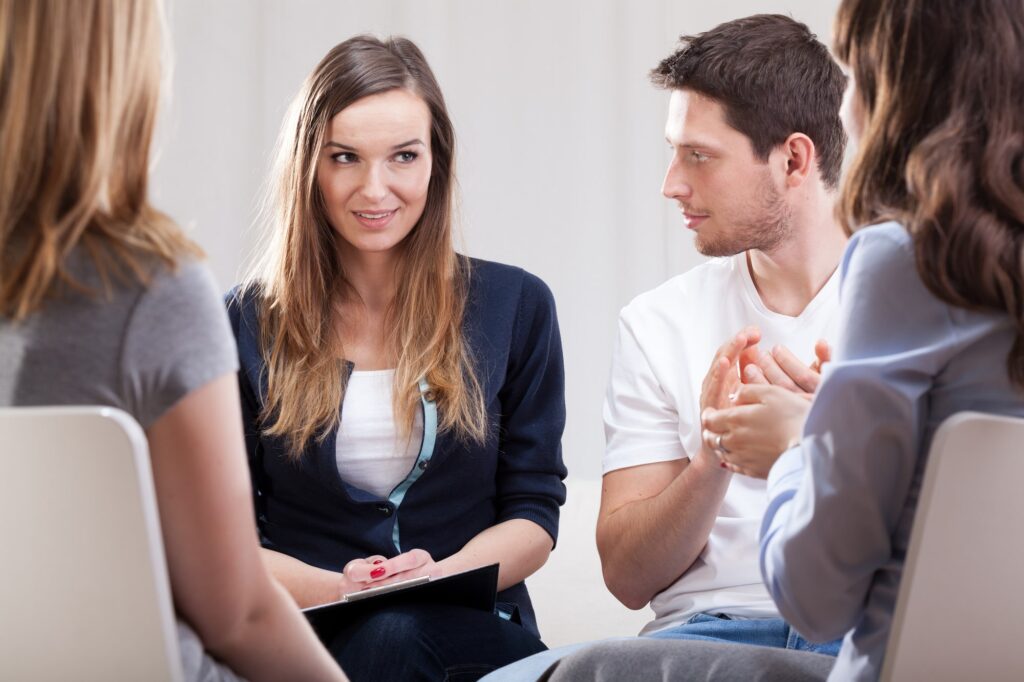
[338,247,399,314]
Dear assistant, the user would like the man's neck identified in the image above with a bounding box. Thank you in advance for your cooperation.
[746,197,847,317]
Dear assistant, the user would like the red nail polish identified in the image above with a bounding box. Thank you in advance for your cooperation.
[372,560,383,565]
[370,567,386,579]
[720,462,728,469]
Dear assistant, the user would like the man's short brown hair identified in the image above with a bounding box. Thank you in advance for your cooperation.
[652,14,846,188]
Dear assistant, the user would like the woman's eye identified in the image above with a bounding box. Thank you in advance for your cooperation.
[331,152,357,164]
[395,151,419,163]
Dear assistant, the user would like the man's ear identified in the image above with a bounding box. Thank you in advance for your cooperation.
[780,133,815,188]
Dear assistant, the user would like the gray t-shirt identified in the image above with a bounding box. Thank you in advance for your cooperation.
[0,248,237,426]
[0,247,242,681]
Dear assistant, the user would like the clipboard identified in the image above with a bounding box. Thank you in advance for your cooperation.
[302,563,499,640]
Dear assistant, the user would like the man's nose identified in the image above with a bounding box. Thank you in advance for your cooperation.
[661,155,693,200]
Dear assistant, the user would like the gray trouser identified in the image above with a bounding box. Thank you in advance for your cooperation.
[536,638,834,681]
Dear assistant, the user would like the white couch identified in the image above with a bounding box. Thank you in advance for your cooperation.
[527,477,652,648]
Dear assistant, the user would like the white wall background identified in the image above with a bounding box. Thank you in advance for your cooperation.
[152,0,840,643]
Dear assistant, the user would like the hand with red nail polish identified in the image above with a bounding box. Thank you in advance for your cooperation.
[338,554,388,597]
[339,549,446,598]
[367,548,445,590]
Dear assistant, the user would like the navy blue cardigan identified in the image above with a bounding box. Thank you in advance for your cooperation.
[226,258,567,636]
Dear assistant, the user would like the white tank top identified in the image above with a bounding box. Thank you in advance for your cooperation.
[335,369,424,498]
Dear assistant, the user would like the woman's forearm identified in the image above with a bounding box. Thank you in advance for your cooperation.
[261,518,554,607]
[210,577,348,682]
[437,518,553,590]
[260,548,349,608]
[146,377,345,681]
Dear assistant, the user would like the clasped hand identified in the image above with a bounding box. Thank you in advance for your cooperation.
[339,548,445,598]
[699,326,829,479]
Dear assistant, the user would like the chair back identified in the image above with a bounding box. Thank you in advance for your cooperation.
[0,406,183,681]
[882,411,1024,681]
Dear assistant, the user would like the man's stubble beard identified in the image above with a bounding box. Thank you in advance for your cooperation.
[694,174,792,258]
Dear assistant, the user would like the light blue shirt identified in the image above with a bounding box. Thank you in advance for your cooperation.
[761,222,1024,681]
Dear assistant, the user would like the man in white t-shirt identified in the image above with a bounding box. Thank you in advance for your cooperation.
[596,14,849,654]
[480,15,850,681]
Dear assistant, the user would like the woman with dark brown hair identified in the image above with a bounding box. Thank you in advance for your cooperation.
[699,0,1024,679]
[227,34,565,680]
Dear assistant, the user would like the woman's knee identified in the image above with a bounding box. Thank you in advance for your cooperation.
[333,605,437,652]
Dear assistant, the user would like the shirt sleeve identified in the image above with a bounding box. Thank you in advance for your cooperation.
[494,271,568,545]
[760,225,953,641]
[603,309,688,474]
[120,258,239,429]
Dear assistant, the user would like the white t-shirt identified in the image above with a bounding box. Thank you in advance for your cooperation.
[603,253,840,634]
[336,369,424,498]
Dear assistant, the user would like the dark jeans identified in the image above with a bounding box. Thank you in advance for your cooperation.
[328,603,548,682]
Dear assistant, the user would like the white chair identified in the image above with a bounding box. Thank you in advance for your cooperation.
[0,406,183,682]
[882,411,1024,681]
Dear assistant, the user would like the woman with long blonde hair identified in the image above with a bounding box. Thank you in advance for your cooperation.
[0,1,346,680]
[227,35,566,680]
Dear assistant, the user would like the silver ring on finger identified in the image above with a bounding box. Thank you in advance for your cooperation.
[715,433,731,455]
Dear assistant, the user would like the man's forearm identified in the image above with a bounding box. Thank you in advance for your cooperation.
[597,451,732,609]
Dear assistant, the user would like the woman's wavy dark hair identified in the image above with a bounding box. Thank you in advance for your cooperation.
[835,0,1024,386]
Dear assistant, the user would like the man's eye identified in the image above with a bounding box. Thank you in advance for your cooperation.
[690,151,709,163]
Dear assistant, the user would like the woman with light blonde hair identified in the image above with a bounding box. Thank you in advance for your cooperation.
[0,1,346,680]
[227,34,567,680]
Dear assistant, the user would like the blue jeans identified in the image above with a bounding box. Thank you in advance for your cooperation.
[648,613,842,656]
[481,614,841,682]
[328,603,547,682]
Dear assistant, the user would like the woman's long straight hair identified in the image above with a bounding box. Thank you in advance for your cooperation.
[0,0,197,319]
[247,35,487,458]
[835,0,1024,385]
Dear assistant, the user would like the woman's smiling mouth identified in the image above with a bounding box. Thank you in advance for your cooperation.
[352,209,398,228]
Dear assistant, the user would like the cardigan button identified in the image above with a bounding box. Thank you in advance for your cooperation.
[376,504,393,517]
[418,460,429,470]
